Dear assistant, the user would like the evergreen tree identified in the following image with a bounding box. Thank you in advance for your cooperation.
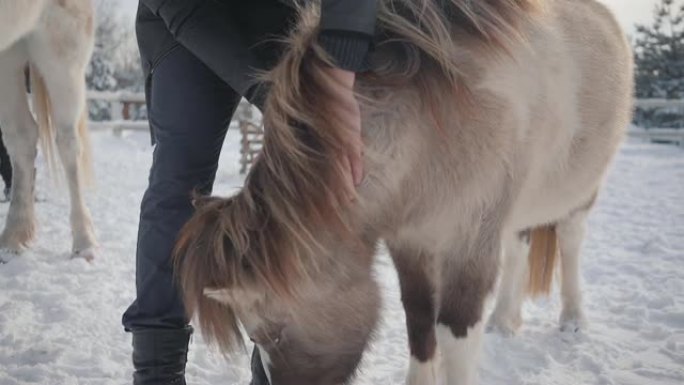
[86,0,143,120]
[634,0,684,99]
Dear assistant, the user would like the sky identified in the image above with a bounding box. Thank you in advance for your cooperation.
[600,0,659,34]
[121,0,659,35]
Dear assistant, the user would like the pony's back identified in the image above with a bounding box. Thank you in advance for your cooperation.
[495,0,633,229]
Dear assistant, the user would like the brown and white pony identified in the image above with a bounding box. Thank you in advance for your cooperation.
[175,0,633,384]
[0,0,97,260]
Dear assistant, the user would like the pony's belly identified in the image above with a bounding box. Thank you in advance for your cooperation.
[507,177,599,232]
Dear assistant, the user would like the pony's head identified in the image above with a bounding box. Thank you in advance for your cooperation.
[175,184,381,384]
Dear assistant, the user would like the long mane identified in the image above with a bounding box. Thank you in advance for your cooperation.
[174,0,542,353]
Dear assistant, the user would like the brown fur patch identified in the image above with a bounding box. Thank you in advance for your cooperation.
[437,238,500,337]
[437,259,498,337]
[390,246,437,362]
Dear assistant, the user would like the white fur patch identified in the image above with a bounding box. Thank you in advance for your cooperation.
[436,321,484,385]
[406,356,440,385]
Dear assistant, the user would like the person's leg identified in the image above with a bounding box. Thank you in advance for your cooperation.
[121,44,240,384]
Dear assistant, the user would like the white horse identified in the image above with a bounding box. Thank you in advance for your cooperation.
[0,0,97,260]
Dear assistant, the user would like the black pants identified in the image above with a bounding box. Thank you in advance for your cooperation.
[122,45,241,330]
[0,128,11,190]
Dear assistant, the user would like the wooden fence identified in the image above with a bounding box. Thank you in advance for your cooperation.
[85,94,684,174]
[87,91,264,172]
[87,91,148,136]
[235,102,264,174]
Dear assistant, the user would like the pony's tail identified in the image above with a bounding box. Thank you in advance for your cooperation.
[30,65,93,186]
[527,225,559,297]
[30,65,58,178]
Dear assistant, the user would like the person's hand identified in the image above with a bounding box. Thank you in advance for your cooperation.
[320,66,363,196]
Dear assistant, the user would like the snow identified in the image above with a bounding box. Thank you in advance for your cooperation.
[0,129,682,385]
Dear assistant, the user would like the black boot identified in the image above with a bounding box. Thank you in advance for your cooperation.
[249,347,270,385]
[132,326,193,385]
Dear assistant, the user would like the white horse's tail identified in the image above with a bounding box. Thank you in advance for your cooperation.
[30,65,57,176]
[30,65,92,185]
[527,225,559,297]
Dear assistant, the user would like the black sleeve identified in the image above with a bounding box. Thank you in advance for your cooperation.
[318,0,378,72]
[139,0,378,88]
[320,0,378,37]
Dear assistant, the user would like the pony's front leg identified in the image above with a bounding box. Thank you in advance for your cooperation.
[388,243,439,385]
[0,58,39,254]
[436,230,500,385]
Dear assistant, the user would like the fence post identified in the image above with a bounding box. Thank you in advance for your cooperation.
[236,101,264,174]
[238,102,253,174]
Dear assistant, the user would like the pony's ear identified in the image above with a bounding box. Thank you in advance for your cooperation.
[203,287,232,304]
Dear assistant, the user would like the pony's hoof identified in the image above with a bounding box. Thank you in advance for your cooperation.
[73,247,97,263]
[559,310,587,333]
[485,318,519,337]
[0,248,21,264]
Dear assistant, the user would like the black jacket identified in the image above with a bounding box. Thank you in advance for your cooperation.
[136,0,378,97]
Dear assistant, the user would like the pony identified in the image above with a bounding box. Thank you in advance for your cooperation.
[0,0,97,260]
[175,0,634,384]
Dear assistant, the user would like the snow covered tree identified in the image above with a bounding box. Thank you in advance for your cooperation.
[87,0,144,120]
[634,0,684,99]
[634,0,684,128]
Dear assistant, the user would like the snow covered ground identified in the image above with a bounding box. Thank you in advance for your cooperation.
[0,129,682,385]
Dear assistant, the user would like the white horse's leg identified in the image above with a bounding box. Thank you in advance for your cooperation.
[39,67,97,259]
[557,208,590,332]
[487,231,530,336]
[0,50,39,252]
